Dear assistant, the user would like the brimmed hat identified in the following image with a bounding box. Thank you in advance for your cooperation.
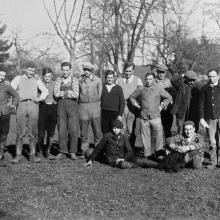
[155,64,168,72]
[184,71,197,80]
[183,121,195,127]
[82,62,94,70]
[111,119,123,129]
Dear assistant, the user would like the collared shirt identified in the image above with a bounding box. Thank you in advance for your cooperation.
[79,74,102,103]
[89,132,134,165]
[116,75,143,100]
[11,74,48,101]
[130,83,172,120]
[166,133,204,156]
[155,78,172,89]
[105,83,115,92]
[54,75,79,99]
[0,82,19,116]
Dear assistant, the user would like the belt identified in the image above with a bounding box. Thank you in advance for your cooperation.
[45,102,56,105]
[20,99,32,102]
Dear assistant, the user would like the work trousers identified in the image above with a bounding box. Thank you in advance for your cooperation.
[140,117,164,157]
[79,102,102,147]
[38,103,57,146]
[123,105,135,136]
[57,99,79,154]
[16,101,39,142]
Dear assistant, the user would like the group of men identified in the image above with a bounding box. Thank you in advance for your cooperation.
[0,60,219,170]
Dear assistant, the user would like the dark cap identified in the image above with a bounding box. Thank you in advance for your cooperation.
[183,121,195,127]
[111,119,123,129]
[184,71,197,80]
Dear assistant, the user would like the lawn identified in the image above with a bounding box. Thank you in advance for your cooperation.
[0,153,220,220]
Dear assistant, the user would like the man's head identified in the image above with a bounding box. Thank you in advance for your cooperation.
[207,68,219,85]
[42,67,53,83]
[124,63,135,79]
[61,62,72,79]
[105,70,115,85]
[145,72,155,87]
[82,62,94,78]
[156,64,168,80]
[111,119,123,135]
[0,71,6,83]
[183,121,195,138]
[184,70,197,87]
[25,61,36,78]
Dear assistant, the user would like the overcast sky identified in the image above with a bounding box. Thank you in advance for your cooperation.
[0,0,219,61]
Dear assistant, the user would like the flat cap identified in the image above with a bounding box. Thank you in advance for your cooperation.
[184,70,197,80]
[82,61,94,70]
[183,120,195,127]
[155,64,168,72]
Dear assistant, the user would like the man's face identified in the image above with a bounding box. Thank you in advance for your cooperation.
[124,66,133,79]
[106,74,115,85]
[208,70,219,85]
[83,68,93,78]
[145,74,154,87]
[185,78,195,87]
[112,127,121,135]
[26,67,35,78]
[183,125,195,138]
[43,72,53,84]
[61,65,71,78]
[0,71,6,83]
[157,70,166,80]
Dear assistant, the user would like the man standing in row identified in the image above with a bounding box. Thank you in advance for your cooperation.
[11,62,48,163]
[116,63,143,136]
[79,62,102,153]
[199,68,220,169]
[0,71,19,166]
[53,62,79,160]
[130,72,172,159]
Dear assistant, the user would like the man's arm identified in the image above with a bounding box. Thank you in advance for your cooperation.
[37,79,49,101]
[7,85,20,107]
[54,77,64,98]
[64,77,79,99]
[11,75,21,90]
[123,136,134,161]
[129,88,141,109]
[118,86,125,117]
[160,88,172,109]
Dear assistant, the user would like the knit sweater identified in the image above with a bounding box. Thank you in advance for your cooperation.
[101,84,125,116]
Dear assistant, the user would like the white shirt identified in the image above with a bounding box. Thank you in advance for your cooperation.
[105,83,115,92]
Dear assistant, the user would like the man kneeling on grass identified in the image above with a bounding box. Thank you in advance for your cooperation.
[165,121,205,170]
[85,119,158,169]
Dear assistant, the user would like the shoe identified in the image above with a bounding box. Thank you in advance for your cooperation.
[11,155,23,164]
[53,153,67,160]
[206,163,216,169]
[69,153,78,160]
[29,155,42,163]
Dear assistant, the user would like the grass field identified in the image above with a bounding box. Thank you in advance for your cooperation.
[0,153,220,220]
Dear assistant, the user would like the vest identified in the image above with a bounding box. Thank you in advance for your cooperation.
[44,81,56,104]
[18,76,38,101]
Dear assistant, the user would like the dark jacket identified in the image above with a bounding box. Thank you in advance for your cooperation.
[171,77,192,119]
[199,81,220,120]
[0,83,19,116]
[89,132,134,165]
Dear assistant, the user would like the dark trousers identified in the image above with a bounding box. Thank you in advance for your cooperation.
[0,114,10,156]
[101,110,119,134]
[161,109,173,138]
[57,99,79,154]
[38,103,57,148]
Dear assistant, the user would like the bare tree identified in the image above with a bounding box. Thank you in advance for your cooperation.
[42,0,86,68]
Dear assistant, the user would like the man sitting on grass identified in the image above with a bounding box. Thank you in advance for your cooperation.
[85,119,158,169]
[165,121,205,170]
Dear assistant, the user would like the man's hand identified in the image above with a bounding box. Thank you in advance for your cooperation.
[175,145,190,153]
[134,103,141,109]
[84,160,93,167]
[169,143,176,150]
[200,118,209,128]
[116,158,125,165]
[117,115,123,121]
[33,97,42,103]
